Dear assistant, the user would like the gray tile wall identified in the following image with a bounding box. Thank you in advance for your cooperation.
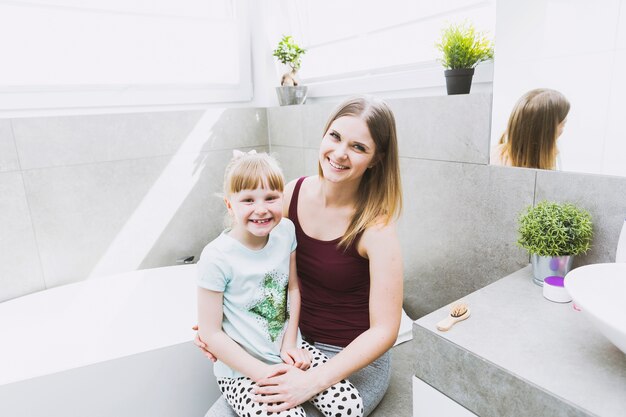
[535,170,626,267]
[0,109,268,301]
[268,94,626,319]
[393,94,492,164]
[400,161,535,317]
[4,94,626,313]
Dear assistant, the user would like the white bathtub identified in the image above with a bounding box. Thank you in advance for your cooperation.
[0,265,220,417]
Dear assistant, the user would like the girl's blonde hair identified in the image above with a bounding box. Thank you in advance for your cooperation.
[499,88,570,170]
[318,96,403,249]
[223,151,285,195]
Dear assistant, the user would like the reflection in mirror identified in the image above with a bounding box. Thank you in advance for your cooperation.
[491,88,570,170]
[491,0,626,177]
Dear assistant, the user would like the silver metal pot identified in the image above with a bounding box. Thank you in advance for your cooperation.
[275,86,307,106]
[531,254,574,286]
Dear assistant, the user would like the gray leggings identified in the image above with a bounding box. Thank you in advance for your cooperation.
[204,342,391,417]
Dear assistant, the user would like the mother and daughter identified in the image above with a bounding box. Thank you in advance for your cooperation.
[195,96,404,417]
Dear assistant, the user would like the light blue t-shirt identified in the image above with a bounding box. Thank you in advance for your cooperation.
[197,218,300,378]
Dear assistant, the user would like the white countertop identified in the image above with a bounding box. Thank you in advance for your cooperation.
[0,265,198,385]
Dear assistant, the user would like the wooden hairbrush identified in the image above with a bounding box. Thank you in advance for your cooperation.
[436,302,470,331]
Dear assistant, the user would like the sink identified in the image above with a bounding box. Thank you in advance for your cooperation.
[564,263,626,354]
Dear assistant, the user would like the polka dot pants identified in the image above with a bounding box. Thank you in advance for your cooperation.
[217,341,363,417]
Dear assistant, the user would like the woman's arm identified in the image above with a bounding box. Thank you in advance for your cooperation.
[254,221,403,411]
[197,287,278,382]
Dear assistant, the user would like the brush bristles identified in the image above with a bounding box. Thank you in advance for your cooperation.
[450,303,468,317]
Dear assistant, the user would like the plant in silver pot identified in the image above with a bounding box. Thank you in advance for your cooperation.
[435,21,494,95]
[272,35,307,106]
[517,201,593,286]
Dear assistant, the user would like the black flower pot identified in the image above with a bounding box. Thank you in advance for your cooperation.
[444,68,475,95]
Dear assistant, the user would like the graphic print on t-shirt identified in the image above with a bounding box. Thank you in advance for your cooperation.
[248,270,289,342]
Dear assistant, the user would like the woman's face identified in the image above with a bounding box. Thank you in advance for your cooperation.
[319,116,377,184]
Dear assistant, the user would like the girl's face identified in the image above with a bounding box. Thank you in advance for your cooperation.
[225,185,283,247]
[319,116,377,184]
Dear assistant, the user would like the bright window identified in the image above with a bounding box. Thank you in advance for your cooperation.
[0,0,251,114]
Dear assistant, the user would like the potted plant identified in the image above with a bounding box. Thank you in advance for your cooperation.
[517,201,593,286]
[435,21,494,95]
[272,35,307,106]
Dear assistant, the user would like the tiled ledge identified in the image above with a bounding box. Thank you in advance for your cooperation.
[413,266,626,417]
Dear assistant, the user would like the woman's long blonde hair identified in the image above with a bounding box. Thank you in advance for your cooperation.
[499,88,570,170]
[318,96,403,249]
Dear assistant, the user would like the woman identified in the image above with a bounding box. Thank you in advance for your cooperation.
[197,95,403,417]
[492,88,570,170]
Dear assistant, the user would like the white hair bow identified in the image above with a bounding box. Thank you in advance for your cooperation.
[232,149,258,158]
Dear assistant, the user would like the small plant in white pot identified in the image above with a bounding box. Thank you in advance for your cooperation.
[517,201,593,286]
[272,35,307,106]
[435,21,494,95]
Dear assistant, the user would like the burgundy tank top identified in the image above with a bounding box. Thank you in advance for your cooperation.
[289,177,370,347]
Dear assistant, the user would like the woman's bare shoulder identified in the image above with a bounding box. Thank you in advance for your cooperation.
[365,218,398,238]
[357,218,399,257]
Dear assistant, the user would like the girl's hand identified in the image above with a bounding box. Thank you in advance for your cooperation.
[191,325,217,362]
[280,347,312,370]
[254,366,319,412]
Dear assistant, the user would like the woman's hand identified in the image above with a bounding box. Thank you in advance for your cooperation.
[280,347,312,371]
[191,325,217,362]
[253,365,320,412]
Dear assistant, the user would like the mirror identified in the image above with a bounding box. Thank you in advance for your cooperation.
[490,0,626,177]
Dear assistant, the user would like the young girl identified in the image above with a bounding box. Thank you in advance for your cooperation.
[493,88,570,170]
[196,150,363,417]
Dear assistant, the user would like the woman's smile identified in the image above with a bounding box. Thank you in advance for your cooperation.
[328,158,349,170]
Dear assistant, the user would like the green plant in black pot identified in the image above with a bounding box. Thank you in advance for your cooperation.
[517,201,593,286]
[435,21,494,95]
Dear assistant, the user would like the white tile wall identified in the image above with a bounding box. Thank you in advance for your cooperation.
[616,0,626,49]
[603,49,626,177]
[0,172,45,301]
[0,120,20,173]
